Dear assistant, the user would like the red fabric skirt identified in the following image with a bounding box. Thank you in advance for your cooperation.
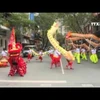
[68,62,73,66]
[27,54,32,59]
[52,56,60,64]
[50,54,53,59]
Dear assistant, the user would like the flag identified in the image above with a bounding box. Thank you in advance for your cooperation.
[9,27,16,46]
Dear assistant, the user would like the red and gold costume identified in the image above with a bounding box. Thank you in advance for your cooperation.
[51,50,61,68]
[66,59,73,69]
[51,54,61,68]
[39,51,43,62]
[36,51,43,62]
[27,49,33,62]
[8,28,27,76]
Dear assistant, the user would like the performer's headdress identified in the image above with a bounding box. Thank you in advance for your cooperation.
[8,27,22,55]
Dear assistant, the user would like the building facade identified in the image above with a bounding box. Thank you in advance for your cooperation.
[0,25,10,52]
[17,31,42,50]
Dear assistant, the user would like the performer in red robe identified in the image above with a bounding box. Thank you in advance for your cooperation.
[8,28,27,77]
[53,49,61,68]
[48,48,61,69]
[66,59,74,70]
[27,48,33,62]
[36,49,43,62]
[47,49,54,59]
[47,48,54,68]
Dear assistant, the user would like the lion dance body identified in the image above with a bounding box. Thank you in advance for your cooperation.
[8,28,27,77]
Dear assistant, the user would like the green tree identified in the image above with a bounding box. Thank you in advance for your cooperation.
[0,13,38,42]
[57,13,94,33]
[0,13,36,34]
[91,14,100,22]
[56,32,65,45]
[34,13,59,49]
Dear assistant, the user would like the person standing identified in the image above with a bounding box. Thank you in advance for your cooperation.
[36,49,43,62]
[27,48,33,62]
[90,47,98,63]
[47,48,54,60]
[51,49,61,68]
[81,47,87,60]
[66,59,74,70]
[75,46,81,64]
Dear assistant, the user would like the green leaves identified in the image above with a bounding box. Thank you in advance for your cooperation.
[34,13,59,48]
[34,13,58,30]
[57,13,94,33]
[7,13,35,28]
[0,13,95,48]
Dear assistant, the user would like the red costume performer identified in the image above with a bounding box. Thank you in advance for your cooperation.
[52,54,61,68]
[8,28,27,77]
[48,49,61,69]
[27,48,33,62]
[36,50,43,62]
[66,59,74,69]
[39,50,43,62]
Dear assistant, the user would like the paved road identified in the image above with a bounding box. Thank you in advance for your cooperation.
[0,55,100,87]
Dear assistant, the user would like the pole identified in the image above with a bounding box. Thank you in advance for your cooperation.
[60,59,64,74]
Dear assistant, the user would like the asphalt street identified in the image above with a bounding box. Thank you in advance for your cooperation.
[0,55,100,87]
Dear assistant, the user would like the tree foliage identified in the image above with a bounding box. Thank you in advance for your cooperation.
[56,32,65,45]
[57,13,94,33]
[34,13,59,49]
[0,13,95,49]
[0,13,36,35]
